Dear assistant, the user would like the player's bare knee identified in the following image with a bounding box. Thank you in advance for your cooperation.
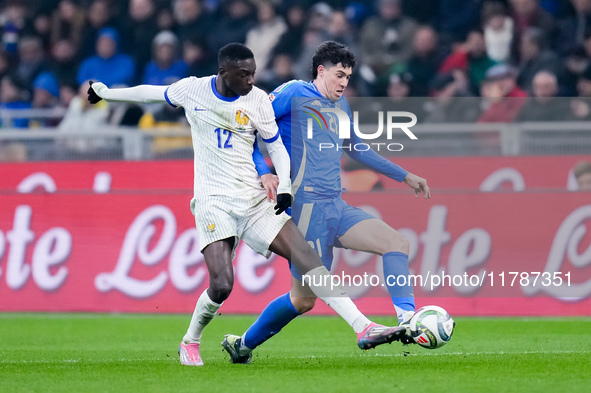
[382,232,409,255]
[209,277,234,302]
[396,235,410,255]
[291,296,316,314]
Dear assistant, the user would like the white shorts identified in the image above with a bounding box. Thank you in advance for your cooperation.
[190,192,290,259]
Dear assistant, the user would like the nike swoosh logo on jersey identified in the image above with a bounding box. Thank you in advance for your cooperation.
[194,107,208,111]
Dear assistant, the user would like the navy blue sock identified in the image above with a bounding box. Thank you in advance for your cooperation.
[243,292,301,350]
[382,251,415,322]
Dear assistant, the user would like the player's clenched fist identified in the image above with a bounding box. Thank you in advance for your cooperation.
[87,81,106,104]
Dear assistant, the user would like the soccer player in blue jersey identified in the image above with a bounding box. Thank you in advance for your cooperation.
[222,41,430,363]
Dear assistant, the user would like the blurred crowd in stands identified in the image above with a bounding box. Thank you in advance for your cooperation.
[1,0,591,133]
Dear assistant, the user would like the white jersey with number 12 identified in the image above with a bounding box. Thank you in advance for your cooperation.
[165,75,279,198]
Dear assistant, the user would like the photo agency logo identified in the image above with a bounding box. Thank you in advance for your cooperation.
[303,102,418,152]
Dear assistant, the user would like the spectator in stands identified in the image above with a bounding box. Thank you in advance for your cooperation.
[405,25,444,96]
[0,73,31,128]
[273,4,306,62]
[15,35,49,92]
[439,28,497,94]
[123,0,159,80]
[156,5,175,32]
[173,0,211,43]
[509,0,557,46]
[80,0,116,59]
[50,0,85,52]
[30,71,62,127]
[207,0,254,54]
[143,31,187,85]
[77,27,135,87]
[293,3,332,80]
[557,0,591,56]
[386,70,413,97]
[564,30,591,82]
[516,27,567,93]
[478,63,528,123]
[0,1,33,55]
[31,7,52,50]
[0,50,11,81]
[573,160,591,191]
[245,0,287,78]
[57,80,112,157]
[327,10,356,49]
[569,63,591,120]
[482,1,514,63]
[516,70,570,121]
[59,80,78,109]
[384,70,427,119]
[344,1,369,30]
[49,39,78,87]
[401,0,437,25]
[359,0,418,78]
[182,35,216,78]
[257,52,296,93]
[424,70,482,123]
[437,0,483,45]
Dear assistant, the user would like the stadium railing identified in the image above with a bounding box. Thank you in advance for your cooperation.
[0,122,590,161]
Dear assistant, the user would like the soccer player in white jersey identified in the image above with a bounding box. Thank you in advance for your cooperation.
[87,43,406,366]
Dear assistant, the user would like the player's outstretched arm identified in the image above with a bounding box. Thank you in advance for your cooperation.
[87,81,168,104]
[344,130,408,182]
[344,134,430,199]
[403,172,431,199]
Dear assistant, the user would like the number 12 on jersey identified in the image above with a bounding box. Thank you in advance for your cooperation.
[214,128,233,149]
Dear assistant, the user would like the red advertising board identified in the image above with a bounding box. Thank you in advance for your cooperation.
[0,155,588,192]
[0,158,590,316]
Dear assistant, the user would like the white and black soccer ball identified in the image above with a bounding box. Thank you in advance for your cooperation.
[410,305,455,349]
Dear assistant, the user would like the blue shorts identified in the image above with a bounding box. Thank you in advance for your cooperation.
[289,194,375,281]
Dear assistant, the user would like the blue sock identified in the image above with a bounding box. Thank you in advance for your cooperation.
[243,292,301,350]
[383,251,415,322]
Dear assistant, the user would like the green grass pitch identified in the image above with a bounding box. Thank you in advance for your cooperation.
[1,313,590,393]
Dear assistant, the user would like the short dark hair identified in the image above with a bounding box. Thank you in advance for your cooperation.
[218,43,254,66]
[312,41,356,79]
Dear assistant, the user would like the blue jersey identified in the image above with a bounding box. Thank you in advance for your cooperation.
[274,80,350,198]
[253,80,408,199]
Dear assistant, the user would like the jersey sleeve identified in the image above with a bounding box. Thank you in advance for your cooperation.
[252,133,271,176]
[253,91,280,142]
[270,81,296,121]
[164,77,194,109]
[343,100,408,182]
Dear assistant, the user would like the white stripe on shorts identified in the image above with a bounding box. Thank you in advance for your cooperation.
[297,202,314,237]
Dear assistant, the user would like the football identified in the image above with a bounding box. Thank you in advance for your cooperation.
[410,305,455,349]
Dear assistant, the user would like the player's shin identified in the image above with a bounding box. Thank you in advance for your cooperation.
[241,292,301,351]
[382,251,415,323]
[302,266,370,333]
[183,289,222,343]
